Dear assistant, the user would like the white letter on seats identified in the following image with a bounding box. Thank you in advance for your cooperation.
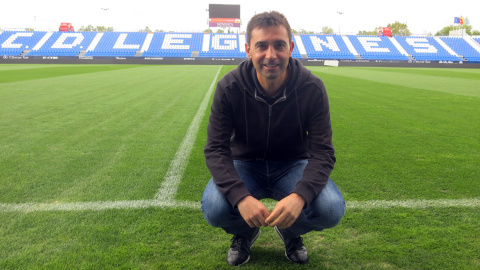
[310,36,340,52]
[212,35,237,50]
[406,38,438,53]
[52,33,85,48]
[113,33,140,49]
[2,32,34,48]
[162,34,192,49]
[358,37,390,52]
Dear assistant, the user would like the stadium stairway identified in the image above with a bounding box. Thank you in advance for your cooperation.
[389,36,412,60]
[293,35,309,58]
[342,36,360,59]
[434,36,463,61]
[462,36,480,61]
[20,50,31,57]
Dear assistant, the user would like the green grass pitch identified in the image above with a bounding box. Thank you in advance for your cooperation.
[0,64,479,269]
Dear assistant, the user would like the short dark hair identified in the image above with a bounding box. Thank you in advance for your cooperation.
[246,11,292,46]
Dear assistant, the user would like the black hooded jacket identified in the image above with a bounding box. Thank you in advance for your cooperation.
[204,58,336,207]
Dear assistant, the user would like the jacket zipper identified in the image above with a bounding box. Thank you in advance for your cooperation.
[255,92,287,159]
[265,105,272,159]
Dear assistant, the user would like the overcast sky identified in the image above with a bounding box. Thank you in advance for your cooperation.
[1,0,478,35]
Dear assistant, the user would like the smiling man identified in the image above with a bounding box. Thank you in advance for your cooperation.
[201,11,345,266]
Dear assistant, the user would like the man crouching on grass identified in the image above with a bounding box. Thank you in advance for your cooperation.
[201,10,345,266]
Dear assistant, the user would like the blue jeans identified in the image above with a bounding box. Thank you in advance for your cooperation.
[201,159,345,238]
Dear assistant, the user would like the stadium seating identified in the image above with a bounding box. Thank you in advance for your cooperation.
[84,32,148,57]
[394,36,461,61]
[0,31,47,56]
[1,30,480,63]
[439,36,480,62]
[291,38,302,58]
[301,35,356,59]
[28,32,97,56]
[197,33,300,58]
[348,35,409,60]
[142,32,203,57]
[198,33,246,58]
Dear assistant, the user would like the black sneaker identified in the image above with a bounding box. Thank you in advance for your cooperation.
[274,226,308,264]
[227,228,260,266]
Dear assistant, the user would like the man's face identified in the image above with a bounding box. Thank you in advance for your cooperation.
[246,25,294,87]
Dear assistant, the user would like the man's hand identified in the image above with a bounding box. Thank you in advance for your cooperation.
[237,196,271,228]
[265,193,305,229]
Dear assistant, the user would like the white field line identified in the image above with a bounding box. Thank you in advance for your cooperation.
[0,200,199,213]
[154,66,222,201]
[1,198,479,213]
[346,198,480,209]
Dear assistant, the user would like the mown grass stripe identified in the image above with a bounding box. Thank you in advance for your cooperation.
[312,67,480,98]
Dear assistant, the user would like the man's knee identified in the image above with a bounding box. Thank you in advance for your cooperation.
[202,199,230,227]
[321,197,345,228]
[201,180,234,228]
[310,179,345,228]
